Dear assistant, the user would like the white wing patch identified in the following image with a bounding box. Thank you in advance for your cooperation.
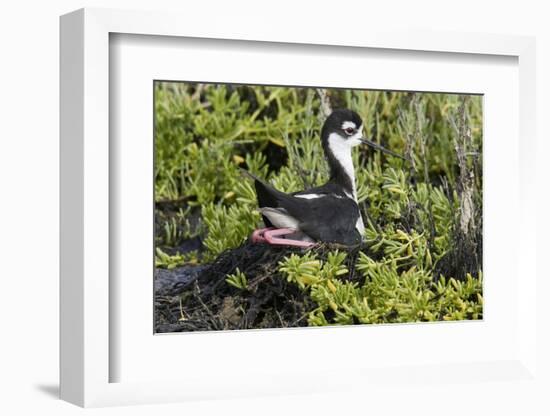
[295,193,345,200]
[295,193,323,200]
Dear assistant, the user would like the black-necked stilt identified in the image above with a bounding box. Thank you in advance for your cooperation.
[247,108,405,247]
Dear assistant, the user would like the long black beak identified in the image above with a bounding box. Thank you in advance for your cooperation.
[359,138,408,161]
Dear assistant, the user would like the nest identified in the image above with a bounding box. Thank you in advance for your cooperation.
[154,242,369,333]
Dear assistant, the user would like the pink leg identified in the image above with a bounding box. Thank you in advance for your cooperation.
[263,228,317,248]
[251,227,274,243]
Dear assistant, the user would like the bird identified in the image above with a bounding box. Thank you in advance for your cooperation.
[246,108,405,247]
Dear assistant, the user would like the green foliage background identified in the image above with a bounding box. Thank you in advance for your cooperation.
[154,82,483,325]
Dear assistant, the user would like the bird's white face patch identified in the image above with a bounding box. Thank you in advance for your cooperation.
[341,121,357,130]
[334,123,364,148]
[348,124,364,147]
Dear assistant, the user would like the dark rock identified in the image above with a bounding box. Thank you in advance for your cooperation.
[155,265,205,297]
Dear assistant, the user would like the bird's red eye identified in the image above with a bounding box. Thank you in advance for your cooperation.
[345,127,355,135]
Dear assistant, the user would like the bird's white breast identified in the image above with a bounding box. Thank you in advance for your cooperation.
[355,215,365,236]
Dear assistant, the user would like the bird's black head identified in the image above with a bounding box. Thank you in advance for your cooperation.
[320,109,364,147]
[320,108,408,161]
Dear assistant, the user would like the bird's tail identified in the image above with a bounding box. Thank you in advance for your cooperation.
[240,168,280,199]
[239,168,264,184]
[240,169,279,228]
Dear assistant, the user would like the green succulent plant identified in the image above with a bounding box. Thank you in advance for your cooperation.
[154,82,483,326]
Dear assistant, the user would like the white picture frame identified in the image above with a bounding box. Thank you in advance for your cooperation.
[60,7,539,408]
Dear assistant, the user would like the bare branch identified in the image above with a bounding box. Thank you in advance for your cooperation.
[450,96,476,236]
[316,88,332,118]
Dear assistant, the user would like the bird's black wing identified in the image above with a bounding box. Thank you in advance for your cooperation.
[242,170,361,245]
[295,196,362,245]
[246,173,359,244]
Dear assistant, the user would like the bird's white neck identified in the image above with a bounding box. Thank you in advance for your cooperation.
[327,133,357,200]
[326,132,365,236]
